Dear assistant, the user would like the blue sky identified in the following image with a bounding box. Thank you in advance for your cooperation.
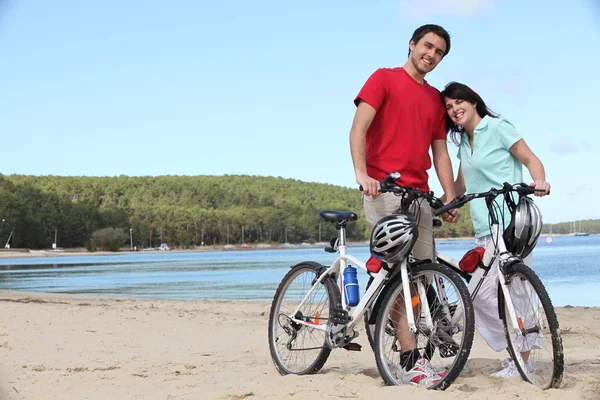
[0,0,599,224]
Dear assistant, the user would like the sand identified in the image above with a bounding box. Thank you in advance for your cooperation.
[0,290,599,400]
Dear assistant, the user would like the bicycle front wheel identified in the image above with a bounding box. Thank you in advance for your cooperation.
[364,276,377,351]
[268,263,340,375]
[499,263,564,389]
[373,262,474,389]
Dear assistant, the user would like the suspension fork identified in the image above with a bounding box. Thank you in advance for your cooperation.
[400,260,433,333]
[499,269,522,335]
[489,223,523,335]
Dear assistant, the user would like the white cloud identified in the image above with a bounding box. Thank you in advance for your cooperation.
[581,140,596,153]
[551,136,597,154]
[568,185,592,197]
[398,0,495,18]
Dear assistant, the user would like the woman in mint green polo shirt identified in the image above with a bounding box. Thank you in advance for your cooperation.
[440,82,550,378]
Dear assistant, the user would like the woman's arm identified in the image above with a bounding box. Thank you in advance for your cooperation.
[509,139,550,196]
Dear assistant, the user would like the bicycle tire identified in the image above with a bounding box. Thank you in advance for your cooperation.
[268,263,341,375]
[498,263,564,389]
[373,262,474,389]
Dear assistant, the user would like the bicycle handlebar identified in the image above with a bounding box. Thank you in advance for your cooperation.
[358,174,549,218]
[359,172,446,211]
[432,182,550,216]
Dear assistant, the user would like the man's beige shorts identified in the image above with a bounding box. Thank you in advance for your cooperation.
[363,192,435,262]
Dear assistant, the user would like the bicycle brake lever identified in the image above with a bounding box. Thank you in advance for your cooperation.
[381,172,401,189]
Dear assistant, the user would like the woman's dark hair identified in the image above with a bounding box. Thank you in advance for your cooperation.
[440,82,499,146]
[408,24,451,57]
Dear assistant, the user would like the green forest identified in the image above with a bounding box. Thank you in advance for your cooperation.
[0,174,596,250]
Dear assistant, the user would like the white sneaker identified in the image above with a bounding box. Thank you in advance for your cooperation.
[492,358,520,378]
[397,358,445,386]
[491,358,533,378]
[424,360,448,378]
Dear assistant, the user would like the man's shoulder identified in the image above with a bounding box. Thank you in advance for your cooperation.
[378,67,407,79]
[423,80,441,95]
[381,67,404,73]
[368,68,409,86]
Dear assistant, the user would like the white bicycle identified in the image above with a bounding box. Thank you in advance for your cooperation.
[431,182,564,389]
[268,172,475,389]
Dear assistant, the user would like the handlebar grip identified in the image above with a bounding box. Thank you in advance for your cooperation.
[433,203,455,217]
[359,185,363,192]
[516,186,536,195]
[433,194,470,216]
[516,186,551,196]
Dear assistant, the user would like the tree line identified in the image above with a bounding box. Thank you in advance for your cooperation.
[0,174,595,250]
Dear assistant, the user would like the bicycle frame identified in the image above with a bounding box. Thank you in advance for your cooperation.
[288,224,439,344]
[438,221,534,336]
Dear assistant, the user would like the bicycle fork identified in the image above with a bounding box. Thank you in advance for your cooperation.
[399,260,434,333]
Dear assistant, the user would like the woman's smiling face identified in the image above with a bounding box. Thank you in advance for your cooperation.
[444,97,478,127]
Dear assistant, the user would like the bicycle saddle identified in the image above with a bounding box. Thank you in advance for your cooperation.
[319,210,358,223]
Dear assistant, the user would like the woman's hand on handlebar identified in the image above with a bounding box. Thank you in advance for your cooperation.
[530,180,551,197]
[357,172,380,198]
[440,198,461,223]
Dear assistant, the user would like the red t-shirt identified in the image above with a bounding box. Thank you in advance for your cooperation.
[354,67,447,192]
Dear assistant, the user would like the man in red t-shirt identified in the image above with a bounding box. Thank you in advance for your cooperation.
[349,24,459,386]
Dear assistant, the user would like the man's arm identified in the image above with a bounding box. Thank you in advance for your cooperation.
[431,139,460,222]
[349,101,379,196]
[440,163,466,203]
[454,164,466,197]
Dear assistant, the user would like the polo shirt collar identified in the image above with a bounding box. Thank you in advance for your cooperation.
[474,115,491,133]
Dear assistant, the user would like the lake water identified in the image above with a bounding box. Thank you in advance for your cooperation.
[0,235,598,307]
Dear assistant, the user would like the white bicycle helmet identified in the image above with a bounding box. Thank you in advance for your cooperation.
[370,213,418,263]
[504,196,543,258]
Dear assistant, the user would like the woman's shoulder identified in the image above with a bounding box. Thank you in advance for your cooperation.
[486,116,518,135]
[489,116,522,146]
[487,115,513,128]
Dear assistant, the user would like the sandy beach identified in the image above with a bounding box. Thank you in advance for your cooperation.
[0,290,598,400]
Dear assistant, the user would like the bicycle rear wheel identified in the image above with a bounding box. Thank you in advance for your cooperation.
[499,263,564,389]
[373,262,474,389]
[268,263,340,375]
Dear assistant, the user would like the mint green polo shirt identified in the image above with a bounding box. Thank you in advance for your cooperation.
[457,116,523,238]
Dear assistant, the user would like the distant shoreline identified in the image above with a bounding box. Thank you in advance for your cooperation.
[0,233,592,260]
[0,239,466,259]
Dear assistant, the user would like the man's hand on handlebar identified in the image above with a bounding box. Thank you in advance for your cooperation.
[356,172,381,198]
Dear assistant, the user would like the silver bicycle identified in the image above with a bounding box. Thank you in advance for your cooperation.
[268,172,475,389]
[432,182,564,389]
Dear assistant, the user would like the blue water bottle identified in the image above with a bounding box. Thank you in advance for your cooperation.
[343,266,359,306]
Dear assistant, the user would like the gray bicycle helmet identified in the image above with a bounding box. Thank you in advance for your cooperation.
[504,196,543,258]
[370,213,418,263]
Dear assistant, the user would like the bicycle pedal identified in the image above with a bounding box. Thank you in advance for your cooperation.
[330,307,350,325]
[343,342,362,352]
[439,343,459,358]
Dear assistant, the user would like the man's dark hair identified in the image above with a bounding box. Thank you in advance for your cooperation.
[407,24,451,57]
